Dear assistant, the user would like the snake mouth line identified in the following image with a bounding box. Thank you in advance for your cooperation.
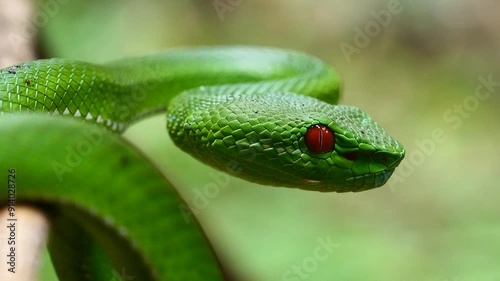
[344,168,396,192]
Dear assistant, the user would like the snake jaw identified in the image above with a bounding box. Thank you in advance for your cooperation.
[340,146,404,192]
[305,148,403,192]
[334,151,402,192]
[342,168,396,192]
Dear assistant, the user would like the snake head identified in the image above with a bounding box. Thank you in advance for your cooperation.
[168,91,405,192]
[298,104,406,192]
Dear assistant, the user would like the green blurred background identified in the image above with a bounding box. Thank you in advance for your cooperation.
[35,0,500,280]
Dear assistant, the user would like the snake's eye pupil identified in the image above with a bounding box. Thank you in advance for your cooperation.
[305,124,335,154]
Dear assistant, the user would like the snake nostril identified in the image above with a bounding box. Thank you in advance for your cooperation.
[374,152,403,168]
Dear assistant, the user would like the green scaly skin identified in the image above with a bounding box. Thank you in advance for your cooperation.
[0,46,404,280]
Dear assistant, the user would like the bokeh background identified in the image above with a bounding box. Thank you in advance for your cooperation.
[27,0,500,280]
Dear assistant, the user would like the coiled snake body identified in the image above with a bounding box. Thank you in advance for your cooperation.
[0,46,404,280]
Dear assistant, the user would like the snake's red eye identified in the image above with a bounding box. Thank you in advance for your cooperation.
[305,124,335,154]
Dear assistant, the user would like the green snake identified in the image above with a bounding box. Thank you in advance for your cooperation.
[0,46,404,280]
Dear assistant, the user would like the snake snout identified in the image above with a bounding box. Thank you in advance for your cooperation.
[373,150,405,170]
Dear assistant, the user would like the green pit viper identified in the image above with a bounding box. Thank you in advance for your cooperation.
[0,46,405,281]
